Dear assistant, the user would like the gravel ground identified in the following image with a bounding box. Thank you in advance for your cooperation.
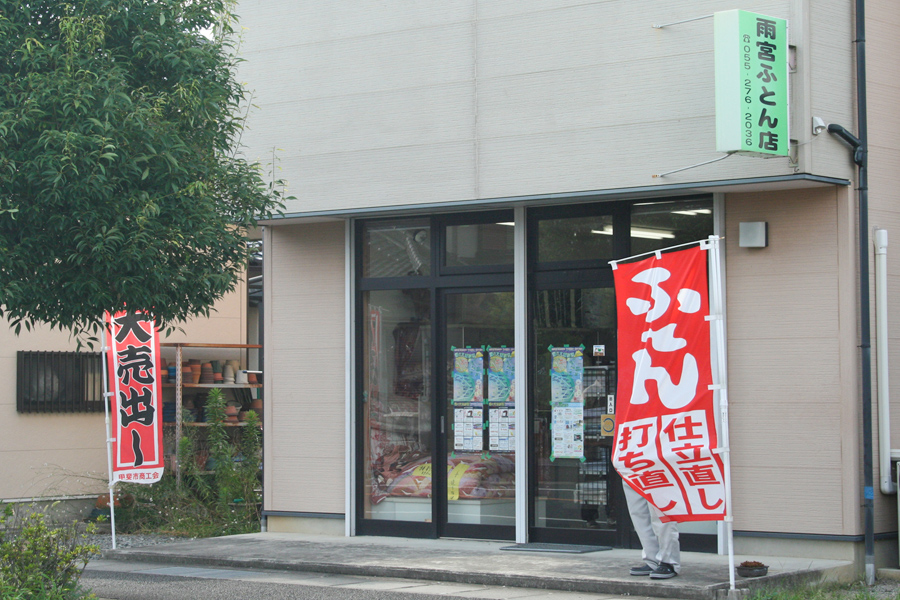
[867,579,900,599]
[818,578,900,600]
[83,532,194,551]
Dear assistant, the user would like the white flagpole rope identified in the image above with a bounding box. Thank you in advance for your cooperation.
[101,322,117,550]
[707,236,735,590]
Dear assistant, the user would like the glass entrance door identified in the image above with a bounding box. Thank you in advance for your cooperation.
[441,290,515,539]
[531,286,624,545]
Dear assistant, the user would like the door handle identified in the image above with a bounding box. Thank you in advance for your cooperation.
[441,416,445,435]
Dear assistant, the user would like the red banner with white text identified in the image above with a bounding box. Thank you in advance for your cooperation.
[611,245,726,522]
[106,310,164,484]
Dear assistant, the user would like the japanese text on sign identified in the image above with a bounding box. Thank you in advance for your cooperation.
[612,246,726,522]
[715,10,789,157]
[107,310,164,484]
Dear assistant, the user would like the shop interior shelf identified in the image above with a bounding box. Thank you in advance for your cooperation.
[163,422,255,427]
[162,383,262,389]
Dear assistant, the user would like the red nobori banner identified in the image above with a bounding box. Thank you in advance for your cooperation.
[106,310,164,484]
[612,245,726,522]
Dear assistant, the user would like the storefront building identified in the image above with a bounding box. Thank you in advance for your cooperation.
[237,0,900,569]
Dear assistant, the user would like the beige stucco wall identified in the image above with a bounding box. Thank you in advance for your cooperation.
[0,280,248,500]
[725,185,861,536]
[235,0,855,217]
[865,0,900,536]
[263,222,346,514]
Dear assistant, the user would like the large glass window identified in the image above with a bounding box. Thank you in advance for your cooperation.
[362,219,431,278]
[445,223,514,268]
[537,214,615,264]
[444,292,515,527]
[630,198,714,255]
[362,289,432,522]
[533,288,617,532]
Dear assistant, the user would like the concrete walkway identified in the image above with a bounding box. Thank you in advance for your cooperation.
[99,533,853,600]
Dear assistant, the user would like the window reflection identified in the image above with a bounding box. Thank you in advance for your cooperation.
[445,223,514,268]
[537,215,614,264]
[630,199,714,255]
[363,220,431,278]
[363,289,432,522]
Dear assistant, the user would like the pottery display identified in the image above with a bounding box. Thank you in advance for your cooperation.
[736,563,768,578]
[158,344,263,484]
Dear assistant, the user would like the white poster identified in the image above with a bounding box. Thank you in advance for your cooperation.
[551,403,584,460]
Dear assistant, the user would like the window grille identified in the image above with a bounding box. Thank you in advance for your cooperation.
[17,351,104,413]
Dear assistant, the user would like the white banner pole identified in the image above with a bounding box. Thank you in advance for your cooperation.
[707,235,734,590]
[101,322,117,550]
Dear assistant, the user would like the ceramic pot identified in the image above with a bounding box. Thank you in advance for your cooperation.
[736,566,768,578]
[235,370,248,385]
[96,493,133,509]
[223,365,235,384]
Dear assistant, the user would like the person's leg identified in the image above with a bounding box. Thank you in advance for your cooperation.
[622,481,659,568]
[648,503,680,573]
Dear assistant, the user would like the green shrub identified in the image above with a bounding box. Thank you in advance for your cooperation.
[0,504,98,599]
[116,388,261,538]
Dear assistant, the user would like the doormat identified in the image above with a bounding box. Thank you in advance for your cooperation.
[499,543,612,554]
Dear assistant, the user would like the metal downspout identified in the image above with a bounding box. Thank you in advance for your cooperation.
[828,0,872,582]
[854,0,874,584]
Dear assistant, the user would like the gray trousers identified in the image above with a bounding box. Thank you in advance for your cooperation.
[623,481,681,572]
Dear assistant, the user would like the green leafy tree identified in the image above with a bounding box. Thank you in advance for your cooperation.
[0,0,285,337]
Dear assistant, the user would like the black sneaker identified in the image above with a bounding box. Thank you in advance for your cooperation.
[630,564,655,576]
[649,562,678,579]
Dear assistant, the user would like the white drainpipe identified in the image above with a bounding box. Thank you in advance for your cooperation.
[875,229,896,494]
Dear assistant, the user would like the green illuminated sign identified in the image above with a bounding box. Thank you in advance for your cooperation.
[714,10,789,157]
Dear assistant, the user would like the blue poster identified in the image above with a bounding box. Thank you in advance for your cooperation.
[452,347,483,405]
[550,347,584,405]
